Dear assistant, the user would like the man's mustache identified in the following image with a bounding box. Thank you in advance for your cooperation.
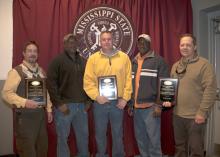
[29,55,37,58]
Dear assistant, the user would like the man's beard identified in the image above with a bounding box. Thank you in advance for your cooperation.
[28,57,37,64]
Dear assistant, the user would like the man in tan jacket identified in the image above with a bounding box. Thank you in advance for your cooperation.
[163,34,217,157]
[2,41,53,157]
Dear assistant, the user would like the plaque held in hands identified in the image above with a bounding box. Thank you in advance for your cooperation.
[98,75,118,100]
[25,78,47,107]
[158,78,178,104]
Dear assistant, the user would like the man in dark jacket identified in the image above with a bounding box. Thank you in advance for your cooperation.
[131,34,169,157]
[47,34,90,157]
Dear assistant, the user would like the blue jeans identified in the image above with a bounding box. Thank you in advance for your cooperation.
[93,100,124,157]
[134,107,162,157]
[54,103,89,157]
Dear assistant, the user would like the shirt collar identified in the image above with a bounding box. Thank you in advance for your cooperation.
[100,49,119,57]
[135,50,155,61]
[22,60,39,72]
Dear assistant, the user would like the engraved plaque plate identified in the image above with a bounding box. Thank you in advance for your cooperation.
[25,78,47,106]
[158,78,178,103]
[98,75,117,100]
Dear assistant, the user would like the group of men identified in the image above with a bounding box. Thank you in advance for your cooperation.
[1,31,217,157]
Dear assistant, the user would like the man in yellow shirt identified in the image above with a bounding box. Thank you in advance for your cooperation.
[2,41,53,157]
[84,31,132,157]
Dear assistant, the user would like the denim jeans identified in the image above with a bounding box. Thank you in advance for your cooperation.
[54,103,89,157]
[93,100,124,157]
[134,106,162,157]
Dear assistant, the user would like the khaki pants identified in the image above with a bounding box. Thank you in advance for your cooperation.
[14,108,48,157]
[173,115,205,157]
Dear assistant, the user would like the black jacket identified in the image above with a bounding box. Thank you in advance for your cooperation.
[47,51,90,107]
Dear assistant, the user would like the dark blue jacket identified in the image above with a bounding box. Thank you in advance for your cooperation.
[131,51,169,107]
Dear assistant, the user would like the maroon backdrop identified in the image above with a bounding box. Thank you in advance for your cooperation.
[13,0,192,156]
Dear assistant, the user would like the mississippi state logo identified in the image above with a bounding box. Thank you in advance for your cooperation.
[73,5,135,58]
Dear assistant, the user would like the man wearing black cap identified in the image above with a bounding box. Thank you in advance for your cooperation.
[131,34,169,157]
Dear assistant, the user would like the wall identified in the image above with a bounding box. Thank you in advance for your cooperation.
[0,0,13,80]
[0,0,14,155]
[191,0,220,58]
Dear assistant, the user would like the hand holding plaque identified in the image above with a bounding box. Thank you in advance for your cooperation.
[158,78,178,104]
[25,78,47,107]
[98,75,118,100]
